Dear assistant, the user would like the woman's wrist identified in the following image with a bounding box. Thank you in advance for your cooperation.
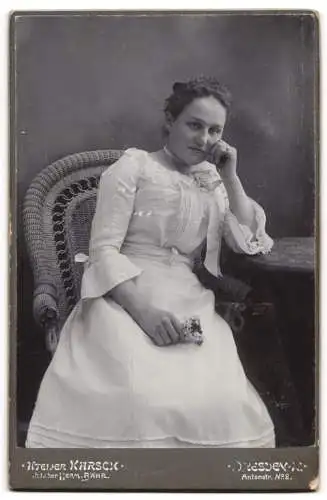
[110,280,147,322]
[221,174,238,184]
[222,175,255,226]
[222,174,244,195]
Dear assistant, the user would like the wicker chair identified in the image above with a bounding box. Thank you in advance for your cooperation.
[23,150,122,354]
[23,149,306,446]
[23,149,252,356]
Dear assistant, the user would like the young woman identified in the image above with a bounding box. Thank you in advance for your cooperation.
[26,76,275,448]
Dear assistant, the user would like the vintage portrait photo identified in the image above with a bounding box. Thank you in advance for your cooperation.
[9,10,319,490]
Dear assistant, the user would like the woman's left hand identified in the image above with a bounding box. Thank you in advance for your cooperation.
[207,140,237,181]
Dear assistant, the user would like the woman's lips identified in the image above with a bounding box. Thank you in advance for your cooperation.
[189,147,206,154]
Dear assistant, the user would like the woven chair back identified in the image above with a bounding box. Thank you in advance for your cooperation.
[23,150,123,329]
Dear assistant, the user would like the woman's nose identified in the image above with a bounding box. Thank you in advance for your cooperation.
[195,129,209,147]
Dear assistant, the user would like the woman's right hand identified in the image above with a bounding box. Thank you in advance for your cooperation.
[136,306,184,346]
[109,280,184,346]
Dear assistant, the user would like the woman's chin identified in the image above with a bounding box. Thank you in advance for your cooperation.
[187,155,205,166]
[187,149,206,164]
[165,147,204,168]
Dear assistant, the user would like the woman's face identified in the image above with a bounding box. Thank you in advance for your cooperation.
[165,95,227,166]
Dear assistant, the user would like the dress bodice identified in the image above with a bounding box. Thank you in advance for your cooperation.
[79,147,273,300]
[121,150,214,259]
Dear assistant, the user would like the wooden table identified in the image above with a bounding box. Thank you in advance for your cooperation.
[225,237,316,446]
[242,237,315,274]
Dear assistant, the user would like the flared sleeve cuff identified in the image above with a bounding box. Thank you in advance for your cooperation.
[76,251,143,300]
[223,198,274,255]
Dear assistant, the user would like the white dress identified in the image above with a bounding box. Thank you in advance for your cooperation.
[26,148,275,448]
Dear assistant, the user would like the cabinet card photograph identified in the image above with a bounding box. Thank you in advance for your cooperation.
[9,10,319,491]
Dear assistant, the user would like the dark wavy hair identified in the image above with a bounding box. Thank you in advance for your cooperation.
[164,76,232,122]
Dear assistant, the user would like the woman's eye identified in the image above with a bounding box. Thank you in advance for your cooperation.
[210,128,221,135]
[188,122,202,130]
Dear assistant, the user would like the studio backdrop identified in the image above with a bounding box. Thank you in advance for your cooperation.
[13,12,317,443]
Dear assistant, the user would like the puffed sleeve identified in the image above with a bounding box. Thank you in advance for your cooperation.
[220,183,274,255]
[79,148,144,299]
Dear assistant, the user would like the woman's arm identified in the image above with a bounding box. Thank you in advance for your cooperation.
[80,149,144,299]
[208,139,255,230]
[109,280,183,346]
[222,175,256,232]
[205,140,273,259]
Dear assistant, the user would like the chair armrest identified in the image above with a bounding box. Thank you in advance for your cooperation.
[215,275,252,303]
[33,284,59,325]
[33,284,60,354]
[195,265,253,303]
[215,301,247,333]
[44,318,60,356]
[194,265,252,334]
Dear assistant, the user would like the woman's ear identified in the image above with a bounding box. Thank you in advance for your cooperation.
[162,112,174,138]
[164,111,174,131]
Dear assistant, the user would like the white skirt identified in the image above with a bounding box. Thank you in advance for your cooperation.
[26,257,275,448]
